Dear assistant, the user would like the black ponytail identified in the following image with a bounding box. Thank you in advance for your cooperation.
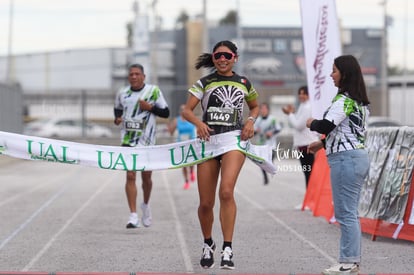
[195,53,214,69]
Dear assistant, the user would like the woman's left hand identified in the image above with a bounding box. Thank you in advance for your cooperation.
[307,140,324,154]
[241,120,255,141]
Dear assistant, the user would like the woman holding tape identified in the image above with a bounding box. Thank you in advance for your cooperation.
[306,55,370,275]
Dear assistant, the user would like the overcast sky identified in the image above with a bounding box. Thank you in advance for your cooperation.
[0,0,413,69]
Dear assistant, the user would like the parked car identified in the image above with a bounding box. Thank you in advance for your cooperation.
[24,118,113,138]
[367,116,401,128]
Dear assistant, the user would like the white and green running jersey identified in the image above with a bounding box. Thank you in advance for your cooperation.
[324,93,370,154]
[188,72,258,135]
[114,84,168,146]
[254,114,282,148]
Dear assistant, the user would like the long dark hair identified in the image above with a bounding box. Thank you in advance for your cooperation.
[298,85,308,95]
[195,40,238,70]
[334,55,370,105]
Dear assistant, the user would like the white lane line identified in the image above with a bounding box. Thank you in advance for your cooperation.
[0,182,70,251]
[21,176,113,271]
[236,189,336,264]
[161,170,194,273]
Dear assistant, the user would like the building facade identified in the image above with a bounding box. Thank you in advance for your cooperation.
[0,24,383,123]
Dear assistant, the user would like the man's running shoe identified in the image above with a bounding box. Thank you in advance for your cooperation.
[126,213,140,228]
[220,246,235,270]
[141,203,152,227]
[322,263,359,275]
[200,241,216,269]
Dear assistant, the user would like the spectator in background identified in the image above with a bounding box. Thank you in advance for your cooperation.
[282,86,319,192]
[168,104,196,190]
[254,102,282,184]
[114,63,170,229]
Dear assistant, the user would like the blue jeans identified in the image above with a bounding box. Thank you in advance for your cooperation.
[327,149,369,264]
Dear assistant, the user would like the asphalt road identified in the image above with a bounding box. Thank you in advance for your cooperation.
[0,152,413,275]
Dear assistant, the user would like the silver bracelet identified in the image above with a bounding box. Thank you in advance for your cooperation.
[247,116,256,123]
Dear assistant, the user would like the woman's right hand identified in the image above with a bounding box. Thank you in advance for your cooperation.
[306,118,315,128]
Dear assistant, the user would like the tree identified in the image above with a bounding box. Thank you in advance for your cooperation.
[219,10,237,25]
[175,10,189,29]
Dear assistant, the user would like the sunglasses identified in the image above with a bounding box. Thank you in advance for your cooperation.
[213,52,236,60]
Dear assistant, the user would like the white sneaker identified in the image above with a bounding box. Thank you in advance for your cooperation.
[220,246,235,270]
[295,204,311,210]
[126,213,140,228]
[294,204,303,210]
[200,241,216,268]
[141,203,152,227]
[322,263,359,275]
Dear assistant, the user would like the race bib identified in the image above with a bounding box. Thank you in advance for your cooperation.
[206,107,237,126]
[124,120,145,132]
